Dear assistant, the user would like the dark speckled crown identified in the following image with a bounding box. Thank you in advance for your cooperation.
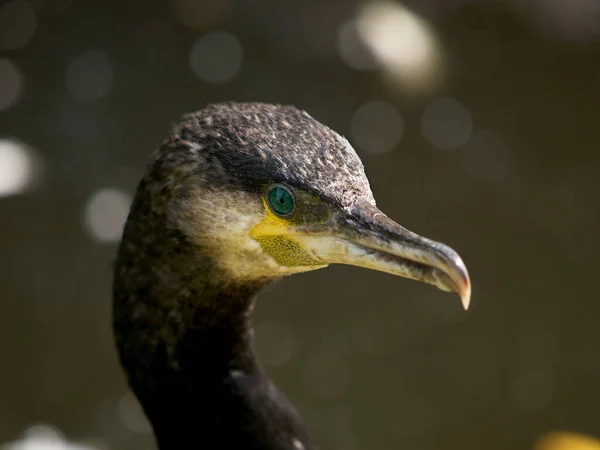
[156,102,375,209]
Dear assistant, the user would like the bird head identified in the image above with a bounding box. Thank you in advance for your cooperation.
[145,103,470,309]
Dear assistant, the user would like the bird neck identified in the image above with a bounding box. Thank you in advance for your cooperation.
[113,214,314,449]
[133,281,264,448]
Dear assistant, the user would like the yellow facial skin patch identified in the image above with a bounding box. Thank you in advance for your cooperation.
[250,199,326,268]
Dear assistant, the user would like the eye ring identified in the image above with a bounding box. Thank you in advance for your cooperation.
[266,184,295,218]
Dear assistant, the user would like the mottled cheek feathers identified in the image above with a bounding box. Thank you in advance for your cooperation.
[180,182,330,282]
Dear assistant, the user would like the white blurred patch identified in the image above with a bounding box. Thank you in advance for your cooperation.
[336,20,379,70]
[66,50,114,102]
[0,138,39,198]
[354,1,442,92]
[189,31,243,83]
[0,0,37,50]
[118,392,152,434]
[83,188,132,242]
[421,97,473,151]
[0,59,23,112]
[350,101,403,154]
[0,424,101,450]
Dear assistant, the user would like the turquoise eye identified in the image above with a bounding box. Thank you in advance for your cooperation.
[267,185,295,217]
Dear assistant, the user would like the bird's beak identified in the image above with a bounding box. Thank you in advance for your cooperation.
[297,202,471,310]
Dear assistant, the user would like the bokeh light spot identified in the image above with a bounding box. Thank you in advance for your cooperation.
[118,393,152,434]
[1,423,103,450]
[0,58,23,112]
[350,101,403,154]
[535,431,600,450]
[336,20,378,70]
[66,50,114,102]
[0,138,37,198]
[0,0,37,50]
[189,31,243,84]
[22,424,64,442]
[355,1,442,91]
[83,188,131,243]
[421,97,473,150]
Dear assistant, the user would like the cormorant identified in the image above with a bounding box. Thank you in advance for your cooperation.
[112,102,470,450]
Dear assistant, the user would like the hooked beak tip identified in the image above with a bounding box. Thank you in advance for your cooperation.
[451,256,471,310]
[431,250,471,310]
[297,203,473,311]
[460,283,471,311]
[448,255,471,310]
[456,258,471,310]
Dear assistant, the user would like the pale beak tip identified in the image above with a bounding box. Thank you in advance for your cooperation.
[440,253,471,311]
[460,285,471,311]
[451,254,471,311]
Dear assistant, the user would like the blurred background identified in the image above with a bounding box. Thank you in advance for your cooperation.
[2,0,600,449]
